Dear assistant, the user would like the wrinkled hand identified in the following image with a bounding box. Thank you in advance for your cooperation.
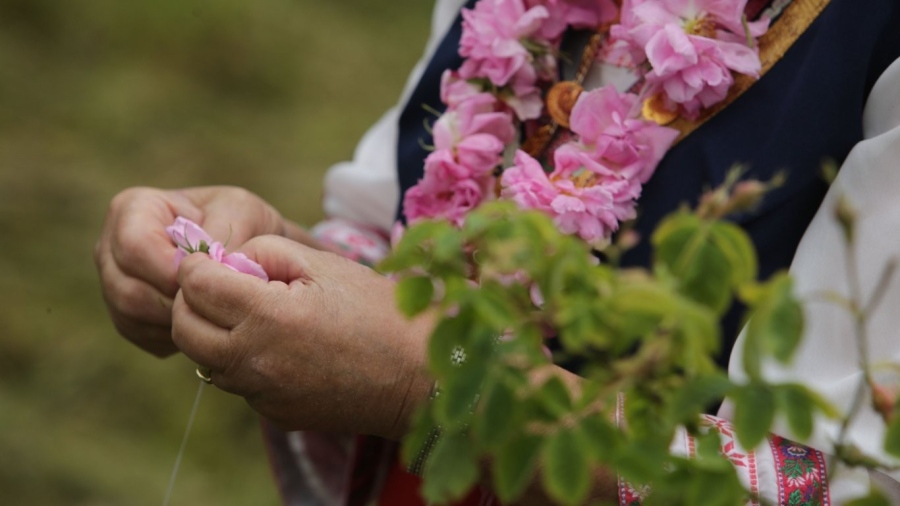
[171,236,434,439]
[95,186,285,357]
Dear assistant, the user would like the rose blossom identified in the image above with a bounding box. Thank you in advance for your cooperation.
[166,216,268,281]
[558,85,679,183]
[403,170,488,226]
[431,92,516,176]
[501,150,637,246]
[458,0,550,87]
[611,0,768,117]
[534,0,619,40]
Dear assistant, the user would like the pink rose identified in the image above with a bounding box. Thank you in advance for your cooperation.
[166,217,268,281]
[404,171,488,226]
[431,93,515,177]
[458,0,550,87]
[501,150,637,246]
[611,0,768,117]
[535,0,619,40]
[440,70,482,108]
[564,86,679,183]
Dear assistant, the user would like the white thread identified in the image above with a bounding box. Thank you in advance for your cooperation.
[162,380,206,506]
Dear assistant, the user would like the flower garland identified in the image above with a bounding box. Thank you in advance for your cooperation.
[403,0,769,247]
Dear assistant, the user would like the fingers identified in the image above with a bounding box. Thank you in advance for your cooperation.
[177,252,271,329]
[172,290,234,373]
[188,187,284,247]
[105,188,202,297]
[96,249,174,326]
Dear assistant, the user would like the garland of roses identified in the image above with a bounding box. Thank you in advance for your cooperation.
[403,0,769,247]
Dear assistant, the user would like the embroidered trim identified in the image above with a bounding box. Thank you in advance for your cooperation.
[768,435,830,506]
[701,415,760,506]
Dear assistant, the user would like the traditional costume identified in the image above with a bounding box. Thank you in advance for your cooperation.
[265,0,900,503]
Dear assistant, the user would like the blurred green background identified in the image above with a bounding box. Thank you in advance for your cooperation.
[0,0,432,503]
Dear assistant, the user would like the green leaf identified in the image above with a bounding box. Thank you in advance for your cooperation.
[776,384,815,440]
[846,490,891,506]
[673,299,722,375]
[708,221,757,286]
[434,369,484,426]
[652,213,734,315]
[474,379,519,449]
[733,383,776,449]
[493,435,541,503]
[744,273,804,364]
[380,220,445,272]
[580,415,619,464]
[428,312,472,378]
[396,276,434,317]
[432,226,464,264]
[541,428,591,506]
[684,467,746,506]
[533,376,573,422]
[884,414,900,458]
[472,283,518,332]
[422,431,479,503]
[668,375,734,426]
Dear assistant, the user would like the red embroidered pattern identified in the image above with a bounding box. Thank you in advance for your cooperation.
[701,415,760,505]
[768,435,830,506]
[618,480,647,506]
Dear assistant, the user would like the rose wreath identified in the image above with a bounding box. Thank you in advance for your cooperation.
[402,0,769,247]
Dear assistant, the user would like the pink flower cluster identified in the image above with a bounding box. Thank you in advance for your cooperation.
[166,217,268,281]
[457,0,613,120]
[502,86,677,246]
[611,0,768,117]
[403,90,516,226]
[404,0,766,247]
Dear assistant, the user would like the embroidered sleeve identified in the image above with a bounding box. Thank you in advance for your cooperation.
[310,218,391,267]
[616,410,831,506]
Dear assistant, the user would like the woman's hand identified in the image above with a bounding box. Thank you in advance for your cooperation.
[95,186,288,357]
[171,235,434,439]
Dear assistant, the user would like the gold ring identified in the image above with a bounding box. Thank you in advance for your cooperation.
[195,366,213,384]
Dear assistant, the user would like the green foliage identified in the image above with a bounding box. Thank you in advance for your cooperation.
[386,175,867,504]
[846,489,891,506]
[542,427,591,505]
[742,273,805,376]
[884,414,900,458]
[652,213,756,316]
[396,276,434,317]
[732,382,776,449]
[422,431,480,502]
[494,435,542,502]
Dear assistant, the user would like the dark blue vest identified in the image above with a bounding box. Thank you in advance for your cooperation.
[395,0,900,368]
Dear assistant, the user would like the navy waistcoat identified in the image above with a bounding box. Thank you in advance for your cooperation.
[395,0,900,369]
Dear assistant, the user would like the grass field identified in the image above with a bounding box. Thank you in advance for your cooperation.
[0,1,433,503]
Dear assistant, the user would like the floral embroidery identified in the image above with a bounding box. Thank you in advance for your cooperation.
[311,218,391,268]
[768,435,829,506]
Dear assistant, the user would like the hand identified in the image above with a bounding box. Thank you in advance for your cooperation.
[171,235,434,439]
[95,186,285,357]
